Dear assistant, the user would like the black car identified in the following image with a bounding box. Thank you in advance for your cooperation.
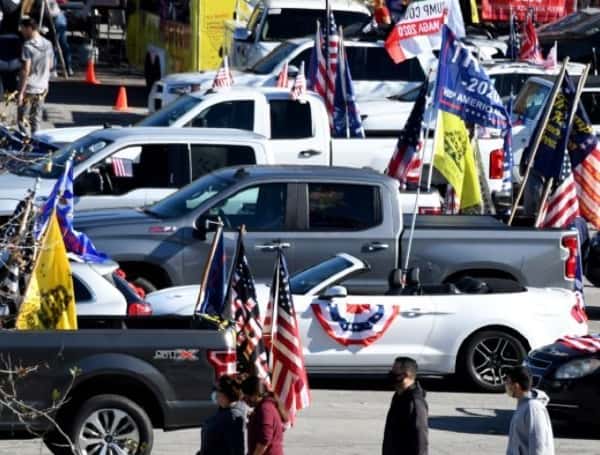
[526,337,600,424]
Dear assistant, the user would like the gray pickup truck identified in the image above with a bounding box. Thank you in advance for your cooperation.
[0,320,233,454]
[74,165,577,294]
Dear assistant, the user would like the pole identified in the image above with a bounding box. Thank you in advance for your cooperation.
[508,58,570,225]
[338,27,350,138]
[43,0,69,80]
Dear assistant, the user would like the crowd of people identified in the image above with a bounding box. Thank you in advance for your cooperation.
[200,357,555,455]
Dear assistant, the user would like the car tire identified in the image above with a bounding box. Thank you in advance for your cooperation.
[133,277,158,294]
[59,394,153,455]
[462,330,527,392]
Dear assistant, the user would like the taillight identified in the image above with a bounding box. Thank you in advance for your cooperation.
[562,235,578,279]
[207,349,236,380]
[127,301,153,316]
[489,149,504,180]
[571,302,588,324]
[419,207,442,215]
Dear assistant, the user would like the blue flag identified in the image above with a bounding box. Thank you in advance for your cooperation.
[333,41,365,138]
[434,25,510,132]
[37,161,107,263]
[502,96,514,193]
[198,228,227,315]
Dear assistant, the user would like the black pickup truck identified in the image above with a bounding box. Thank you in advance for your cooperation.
[0,319,234,454]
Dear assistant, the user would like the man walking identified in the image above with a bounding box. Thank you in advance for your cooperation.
[504,366,555,455]
[382,357,428,455]
[17,16,54,135]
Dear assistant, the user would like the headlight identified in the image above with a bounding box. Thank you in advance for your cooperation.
[554,358,600,379]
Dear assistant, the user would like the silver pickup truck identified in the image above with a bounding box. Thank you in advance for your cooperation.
[74,165,577,293]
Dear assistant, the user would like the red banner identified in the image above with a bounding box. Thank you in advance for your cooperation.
[480,0,575,23]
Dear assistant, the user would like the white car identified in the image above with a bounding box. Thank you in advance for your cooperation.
[145,253,588,391]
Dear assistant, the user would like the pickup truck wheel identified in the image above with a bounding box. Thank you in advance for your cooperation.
[463,330,527,392]
[69,394,153,454]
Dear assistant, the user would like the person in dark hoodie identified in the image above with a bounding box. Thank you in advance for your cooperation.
[382,357,428,455]
[504,366,555,455]
[198,375,249,455]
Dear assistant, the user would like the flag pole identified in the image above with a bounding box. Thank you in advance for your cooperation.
[193,220,224,315]
[508,57,569,225]
[267,252,280,371]
[534,63,590,226]
[338,27,350,138]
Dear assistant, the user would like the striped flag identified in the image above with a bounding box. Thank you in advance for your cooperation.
[291,61,306,100]
[536,151,580,229]
[212,56,233,90]
[385,80,427,188]
[557,334,600,353]
[312,13,339,129]
[276,62,289,88]
[112,157,133,178]
[519,12,544,64]
[264,250,310,425]
[228,230,270,383]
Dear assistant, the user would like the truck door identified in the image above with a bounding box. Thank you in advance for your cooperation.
[267,98,329,165]
[292,182,397,294]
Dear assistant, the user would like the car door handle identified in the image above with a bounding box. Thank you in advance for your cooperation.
[255,242,291,251]
[298,149,322,158]
[363,242,389,252]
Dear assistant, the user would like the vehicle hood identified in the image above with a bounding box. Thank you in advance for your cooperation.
[74,208,160,231]
[146,283,272,316]
[0,174,54,214]
[34,125,104,146]
[162,70,269,88]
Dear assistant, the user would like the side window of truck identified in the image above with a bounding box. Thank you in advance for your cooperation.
[73,275,93,303]
[189,100,255,131]
[269,100,312,139]
[189,144,257,181]
[307,183,382,230]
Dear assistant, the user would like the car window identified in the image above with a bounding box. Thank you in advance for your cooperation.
[289,48,312,75]
[189,100,255,131]
[269,100,312,139]
[308,183,381,230]
[490,73,533,99]
[513,81,551,123]
[346,47,425,82]
[138,95,204,126]
[290,255,355,294]
[247,6,264,38]
[580,92,600,125]
[189,144,257,181]
[209,183,287,231]
[248,41,299,74]
[73,275,93,303]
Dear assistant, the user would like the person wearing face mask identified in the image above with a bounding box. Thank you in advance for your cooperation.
[382,357,428,455]
[198,375,249,455]
[504,366,555,455]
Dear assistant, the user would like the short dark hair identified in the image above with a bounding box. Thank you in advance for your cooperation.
[217,375,241,402]
[504,366,532,391]
[240,375,268,397]
[20,16,38,29]
[393,357,418,378]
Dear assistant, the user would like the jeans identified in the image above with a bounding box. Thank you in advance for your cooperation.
[54,13,72,71]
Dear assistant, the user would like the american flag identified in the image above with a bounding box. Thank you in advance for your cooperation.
[332,36,364,138]
[502,96,514,194]
[385,80,427,188]
[276,62,289,88]
[212,56,233,90]
[536,151,580,228]
[291,61,306,100]
[519,12,544,64]
[228,231,270,383]
[557,334,600,353]
[312,12,339,129]
[567,103,600,229]
[263,250,310,425]
[112,157,133,178]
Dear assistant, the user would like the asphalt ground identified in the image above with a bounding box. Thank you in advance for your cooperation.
[0,71,598,454]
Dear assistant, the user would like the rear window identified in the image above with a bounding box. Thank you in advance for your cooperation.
[346,47,425,82]
[513,81,551,123]
[269,100,312,139]
[189,144,257,181]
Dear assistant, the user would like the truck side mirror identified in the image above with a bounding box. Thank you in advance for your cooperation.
[233,27,252,42]
[320,285,348,300]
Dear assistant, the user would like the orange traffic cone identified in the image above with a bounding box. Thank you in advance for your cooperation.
[85,58,100,85]
[114,86,129,111]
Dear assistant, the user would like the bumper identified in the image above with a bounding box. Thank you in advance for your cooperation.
[538,375,600,421]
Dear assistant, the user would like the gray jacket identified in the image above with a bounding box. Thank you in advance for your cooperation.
[506,390,555,455]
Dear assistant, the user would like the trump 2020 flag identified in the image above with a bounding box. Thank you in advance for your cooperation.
[333,37,364,138]
[17,210,77,330]
[197,225,227,315]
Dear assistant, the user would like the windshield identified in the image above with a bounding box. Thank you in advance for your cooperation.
[261,9,369,41]
[148,172,237,219]
[248,41,299,74]
[14,135,112,179]
[137,95,204,127]
[289,255,356,294]
[513,81,551,124]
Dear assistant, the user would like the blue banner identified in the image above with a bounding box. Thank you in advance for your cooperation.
[434,25,510,131]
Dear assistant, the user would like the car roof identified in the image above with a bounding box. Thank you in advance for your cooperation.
[188,86,324,102]
[87,127,267,142]
[261,0,369,13]
[482,60,587,75]
[288,36,385,48]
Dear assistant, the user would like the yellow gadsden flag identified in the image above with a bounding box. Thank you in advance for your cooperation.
[16,211,77,330]
[433,111,482,210]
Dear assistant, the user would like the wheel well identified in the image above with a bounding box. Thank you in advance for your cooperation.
[444,269,519,284]
[119,262,172,289]
[455,325,532,374]
[60,375,164,428]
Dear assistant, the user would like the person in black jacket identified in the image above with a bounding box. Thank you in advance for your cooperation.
[198,375,249,455]
[382,357,429,455]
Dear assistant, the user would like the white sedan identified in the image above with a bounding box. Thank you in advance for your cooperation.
[145,254,588,391]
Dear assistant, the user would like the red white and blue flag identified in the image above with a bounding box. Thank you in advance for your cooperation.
[311,301,400,347]
[385,79,427,188]
[519,12,544,64]
[276,62,289,88]
[291,61,306,100]
[557,334,600,353]
[112,157,133,178]
[212,56,233,90]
